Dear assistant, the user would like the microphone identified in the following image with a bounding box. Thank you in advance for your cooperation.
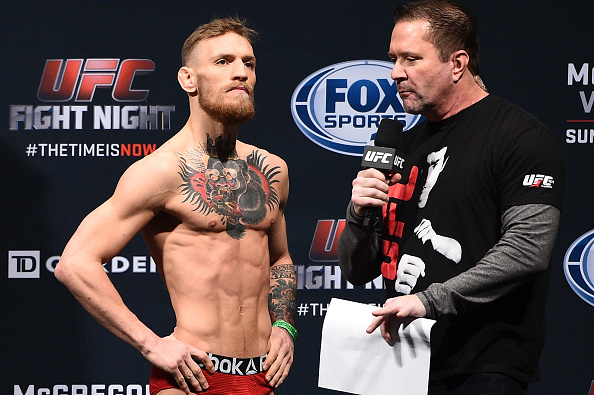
[360,118,405,229]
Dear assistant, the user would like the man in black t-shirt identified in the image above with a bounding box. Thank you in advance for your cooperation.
[337,1,564,394]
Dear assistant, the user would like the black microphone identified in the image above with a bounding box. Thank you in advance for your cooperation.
[360,118,405,229]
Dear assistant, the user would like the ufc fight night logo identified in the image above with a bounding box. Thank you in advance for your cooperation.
[37,58,155,102]
[9,58,175,131]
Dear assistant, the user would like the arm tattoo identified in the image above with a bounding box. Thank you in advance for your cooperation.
[269,264,297,326]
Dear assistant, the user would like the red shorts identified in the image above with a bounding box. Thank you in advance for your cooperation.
[149,353,272,395]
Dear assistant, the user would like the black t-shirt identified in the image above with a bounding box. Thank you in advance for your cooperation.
[380,95,564,382]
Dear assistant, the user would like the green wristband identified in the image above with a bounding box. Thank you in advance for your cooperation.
[272,320,298,342]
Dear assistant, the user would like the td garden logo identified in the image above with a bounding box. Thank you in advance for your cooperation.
[290,60,422,156]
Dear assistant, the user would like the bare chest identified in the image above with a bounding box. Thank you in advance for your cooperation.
[169,149,282,239]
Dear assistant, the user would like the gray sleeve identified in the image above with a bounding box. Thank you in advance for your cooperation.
[337,201,383,285]
[417,203,560,319]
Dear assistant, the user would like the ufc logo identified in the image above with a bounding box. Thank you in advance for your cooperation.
[523,174,554,188]
[364,150,393,164]
[37,58,155,102]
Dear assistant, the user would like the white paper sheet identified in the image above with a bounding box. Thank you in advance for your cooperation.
[318,298,436,395]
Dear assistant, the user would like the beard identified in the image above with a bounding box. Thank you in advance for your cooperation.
[198,80,255,124]
[402,101,423,115]
[398,89,423,115]
[397,82,429,115]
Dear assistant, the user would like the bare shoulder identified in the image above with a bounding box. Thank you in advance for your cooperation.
[113,150,182,209]
[238,142,289,177]
[238,142,289,199]
[121,150,180,184]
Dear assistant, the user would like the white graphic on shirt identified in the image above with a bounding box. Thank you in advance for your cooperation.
[414,219,462,263]
[418,147,449,208]
[395,254,426,294]
[394,146,462,294]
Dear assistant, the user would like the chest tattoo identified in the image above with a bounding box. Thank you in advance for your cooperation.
[177,148,280,239]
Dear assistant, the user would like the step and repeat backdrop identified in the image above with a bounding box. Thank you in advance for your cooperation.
[2,0,594,394]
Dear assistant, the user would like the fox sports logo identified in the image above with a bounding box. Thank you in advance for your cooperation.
[291,60,422,156]
[564,229,594,307]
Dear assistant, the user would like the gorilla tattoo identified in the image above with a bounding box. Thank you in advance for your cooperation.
[178,148,280,239]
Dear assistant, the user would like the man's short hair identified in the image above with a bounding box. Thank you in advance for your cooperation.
[181,16,258,66]
[394,0,480,75]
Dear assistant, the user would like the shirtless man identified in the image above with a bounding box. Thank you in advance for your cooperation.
[55,17,296,395]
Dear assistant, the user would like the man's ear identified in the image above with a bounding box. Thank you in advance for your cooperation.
[178,66,197,93]
[451,50,470,83]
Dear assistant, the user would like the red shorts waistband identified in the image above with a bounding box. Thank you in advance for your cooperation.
[196,352,268,376]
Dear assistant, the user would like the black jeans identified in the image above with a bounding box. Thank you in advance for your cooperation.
[428,373,528,395]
